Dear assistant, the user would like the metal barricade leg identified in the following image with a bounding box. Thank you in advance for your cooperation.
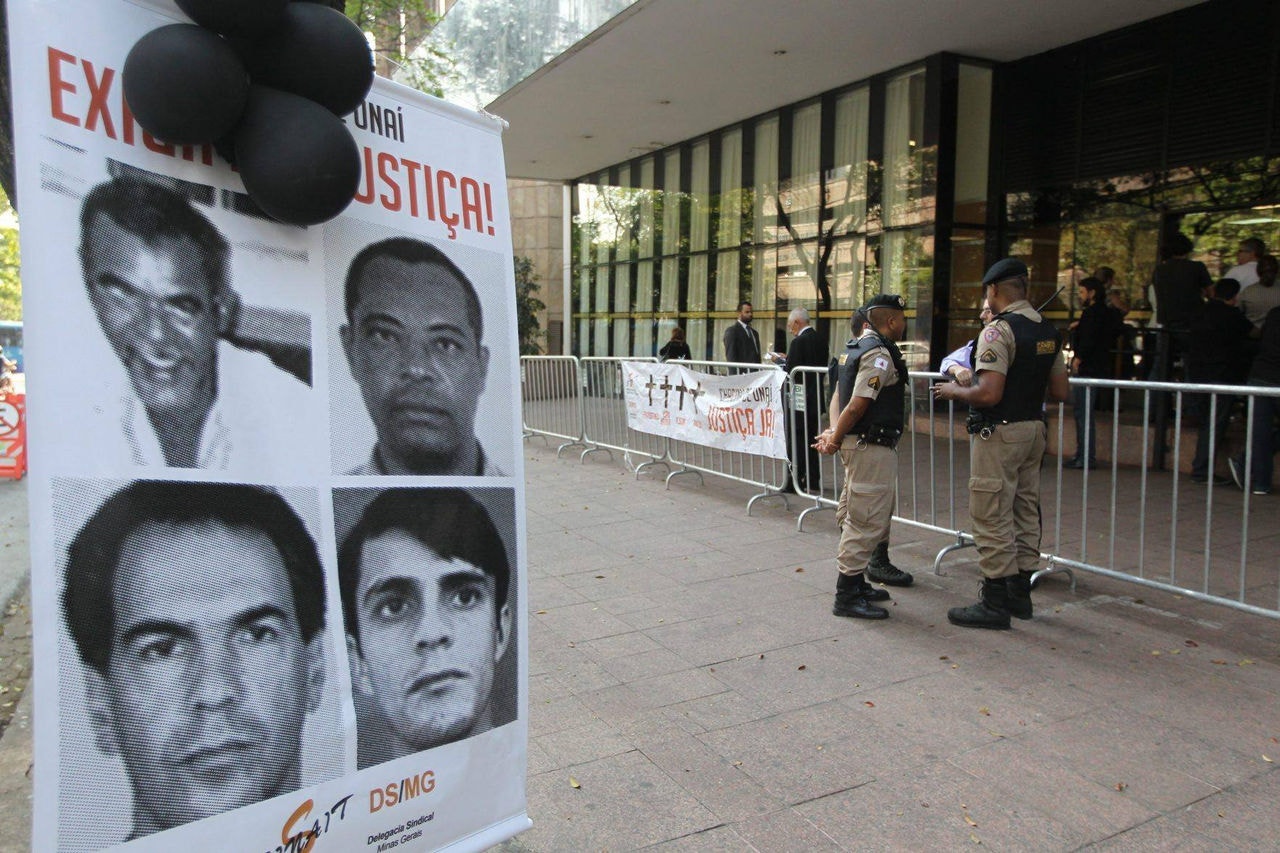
[746,488,788,515]
[933,532,976,576]
[1029,557,1076,593]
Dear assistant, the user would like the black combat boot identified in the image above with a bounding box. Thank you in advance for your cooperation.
[866,541,914,587]
[834,572,889,620]
[1006,571,1034,620]
[947,577,1012,630]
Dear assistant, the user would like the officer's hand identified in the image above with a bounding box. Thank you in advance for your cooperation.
[932,382,954,402]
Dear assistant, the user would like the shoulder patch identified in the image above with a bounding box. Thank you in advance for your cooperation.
[983,327,1001,343]
[1036,339,1058,355]
[867,375,881,390]
[837,354,848,365]
[873,356,889,370]
[979,350,998,364]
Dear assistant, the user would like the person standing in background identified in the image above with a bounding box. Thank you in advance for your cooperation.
[658,326,692,361]
[769,308,826,492]
[1239,255,1280,329]
[723,301,761,365]
[1225,237,1264,292]
[1065,277,1113,470]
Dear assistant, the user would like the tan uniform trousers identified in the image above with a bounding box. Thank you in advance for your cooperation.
[968,419,1047,580]
[835,439,896,577]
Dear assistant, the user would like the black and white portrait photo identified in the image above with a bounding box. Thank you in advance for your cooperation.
[327,221,515,476]
[334,487,518,769]
[41,157,323,477]
[54,480,345,850]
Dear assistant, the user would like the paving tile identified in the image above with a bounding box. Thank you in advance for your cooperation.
[1085,813,1253,852]
[518,751,720,851]
[637,731,785,823]
[581,631,664,660]
[643,824,753,851]
[951,738,1158,845]
[796,767,1078,851]
[531,599,641,643]
[656,689,775,735]
[599,648,699,683]
[536,718,635,769]
[1030,703,1250,805]
[729,807,842,852]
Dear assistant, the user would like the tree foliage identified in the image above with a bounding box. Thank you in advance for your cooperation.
[0,190,18,321]
[344,0,453,97]
[513,255,545,355]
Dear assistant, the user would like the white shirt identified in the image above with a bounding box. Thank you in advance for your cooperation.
[82,343,319,475]
[1226,261,1259,291]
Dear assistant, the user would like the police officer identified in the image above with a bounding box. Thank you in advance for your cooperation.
[932,259,1070,629]
[814,294,910,620]
[826,313,913,587]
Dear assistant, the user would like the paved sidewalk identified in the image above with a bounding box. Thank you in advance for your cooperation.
[506,440,1280,851]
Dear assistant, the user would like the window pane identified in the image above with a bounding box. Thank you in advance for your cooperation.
[880,228,934,369]
[883,68,935,227]
[690,138,711,252]
[829,87,869,237]
[826,236,867,311]
[780,100,822,241]
[718,129,743,248]
[754,115,780,244]
[955,64,992,224]
[638,157,656,258]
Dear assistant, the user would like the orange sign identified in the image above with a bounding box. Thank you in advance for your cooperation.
[0,393,26,479]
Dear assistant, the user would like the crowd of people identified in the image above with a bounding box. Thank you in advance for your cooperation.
[1151,234,1280,494]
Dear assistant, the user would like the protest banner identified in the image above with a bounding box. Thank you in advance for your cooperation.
[9,1,529,850]
[621,361,788,460]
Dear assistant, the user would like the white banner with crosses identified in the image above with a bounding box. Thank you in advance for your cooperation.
[621,362,788,460]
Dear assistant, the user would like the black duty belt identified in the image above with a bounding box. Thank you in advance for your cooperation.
[966,414,1043,438]
[851,425,902,449]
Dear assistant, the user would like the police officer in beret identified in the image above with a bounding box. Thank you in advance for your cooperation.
[933,259,1070,629]
[827,314,912,588]
[814,294,911,620]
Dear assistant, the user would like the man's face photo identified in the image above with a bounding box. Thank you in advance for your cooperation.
[349,528,511,754]
[342,254,489,475]
[83,519,324,836]
[82,214,229,424]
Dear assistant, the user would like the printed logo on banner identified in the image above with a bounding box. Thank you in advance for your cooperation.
[271,795,355,853]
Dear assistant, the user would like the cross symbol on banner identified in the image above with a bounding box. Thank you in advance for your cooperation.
[688,382,704,404]
[674,382,690,410]
[645,374,658,405]
[659,378,673,407]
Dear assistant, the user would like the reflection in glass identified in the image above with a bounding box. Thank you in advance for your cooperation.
[429,0,641,107]
[884,68,934,227]
[829,87,870,237]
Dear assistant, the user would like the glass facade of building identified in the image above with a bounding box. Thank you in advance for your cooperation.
[555,0,1280,364]
[570,56,996,367]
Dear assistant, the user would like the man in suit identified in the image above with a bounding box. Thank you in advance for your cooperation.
[723,300,761,365]
[770,308,827,491]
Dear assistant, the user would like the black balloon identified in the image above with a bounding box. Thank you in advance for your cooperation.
[246,3,374,116]
[234,86,362,226]
[175,0,290,39]
[122,25,249,145]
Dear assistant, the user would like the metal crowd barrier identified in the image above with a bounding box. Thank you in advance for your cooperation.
[1040,376,1280,621]
[521,355,1280,621]
[519,355,585,457]
[660,359,791,512]
[578,356,666,469]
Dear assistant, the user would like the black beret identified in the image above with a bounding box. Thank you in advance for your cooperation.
[860,293,906,313]
[982,257,1029,285]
